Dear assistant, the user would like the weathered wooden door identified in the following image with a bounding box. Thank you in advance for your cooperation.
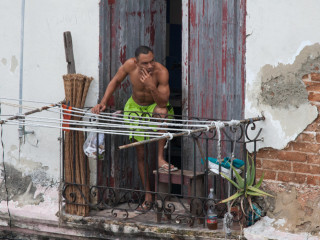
[99,0,166,189]
[182,0,246,170]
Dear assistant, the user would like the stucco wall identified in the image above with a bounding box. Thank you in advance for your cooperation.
[245,1,320,237]
[0,0,99,207]
[246,0,320,151]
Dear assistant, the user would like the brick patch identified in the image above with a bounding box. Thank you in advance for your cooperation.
[256,169,276,180]
[307,175,320,185]
[256,73,320,186]
[277,172,307,184]
[310,73,320,81]
[277,151,307,162]
[306,154,320,165]
[263,159,291,171]
[290,142,320,153]
[292,163,320,174]
[308,92,320,102]
[296,133,315,143]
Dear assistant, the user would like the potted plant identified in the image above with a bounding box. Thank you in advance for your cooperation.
[219,154,274,219]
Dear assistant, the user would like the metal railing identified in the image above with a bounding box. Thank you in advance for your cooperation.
[61,109,264,227]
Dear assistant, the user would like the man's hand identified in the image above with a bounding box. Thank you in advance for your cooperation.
[91,103,106,114]
[140,68,156,91]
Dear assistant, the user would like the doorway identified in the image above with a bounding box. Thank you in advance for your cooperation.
[166,0,182,193]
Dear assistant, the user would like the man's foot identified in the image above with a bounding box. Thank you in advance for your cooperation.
[158,160,178,172]
[136,201,152,211]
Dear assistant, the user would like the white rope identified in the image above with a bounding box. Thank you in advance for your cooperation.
[163,132,173,140]
[211,121,225,163]
[0,101,221,131]
[0,100,242,142]
[0,100,242,130]
[8,114,199,133]
[228,119,240,126]
[4,121,163,138]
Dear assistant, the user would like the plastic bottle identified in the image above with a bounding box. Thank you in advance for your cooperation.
[207,188,218,230]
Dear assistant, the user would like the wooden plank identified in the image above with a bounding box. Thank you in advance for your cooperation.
[182,0,247,178]
[63,31,76,74]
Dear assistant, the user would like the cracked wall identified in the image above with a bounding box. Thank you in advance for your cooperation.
[260,181,320,236]
[246,0,320,235]
[246,0,320,151]
[246,44,320,151]
[0,0,99,210]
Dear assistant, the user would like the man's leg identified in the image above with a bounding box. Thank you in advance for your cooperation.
[135,144,152,204]
[153,105,176,171]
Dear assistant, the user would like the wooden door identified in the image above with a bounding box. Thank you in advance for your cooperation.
[99,0,166,190]
[182,0,246,172]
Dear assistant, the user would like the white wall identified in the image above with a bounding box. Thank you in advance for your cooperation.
[0,0,99,183]
[246,0,320,151]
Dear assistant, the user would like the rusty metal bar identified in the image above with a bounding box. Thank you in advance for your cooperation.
[118,116,265,150]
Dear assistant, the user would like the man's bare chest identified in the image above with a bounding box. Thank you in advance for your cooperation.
[129,71,158,90]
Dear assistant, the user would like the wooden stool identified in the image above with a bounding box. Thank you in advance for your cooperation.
[153,169,205,224]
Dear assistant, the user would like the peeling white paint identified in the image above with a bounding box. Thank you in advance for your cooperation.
[246,0,320,151]
[247,103,318,151]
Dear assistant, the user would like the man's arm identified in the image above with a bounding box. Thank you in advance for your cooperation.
[91,61,131,114]
[140,67,170,108]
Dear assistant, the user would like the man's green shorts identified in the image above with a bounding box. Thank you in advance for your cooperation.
[123,96,174,142]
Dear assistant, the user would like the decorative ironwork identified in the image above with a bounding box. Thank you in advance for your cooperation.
[61,110,264,227]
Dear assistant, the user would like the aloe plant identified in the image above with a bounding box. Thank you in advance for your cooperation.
[219,154,274,216]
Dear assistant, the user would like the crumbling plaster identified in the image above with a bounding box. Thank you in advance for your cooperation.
[0,0,99,207]
[246,0,320,151]
[246,181,320,238]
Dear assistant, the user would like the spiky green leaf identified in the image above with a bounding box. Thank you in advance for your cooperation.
[254,172,264,189]
[246,164,252,187]
[247,186,274,197]
[220,172,240,189]
[231,165,244,188]
[248,155,255,187]
[219,190,244,204]
[246,190,265,197]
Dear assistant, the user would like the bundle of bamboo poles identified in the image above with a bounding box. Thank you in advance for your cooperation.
[63,73,93,216]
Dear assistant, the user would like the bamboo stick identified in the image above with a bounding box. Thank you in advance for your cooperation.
[0,100,65,125]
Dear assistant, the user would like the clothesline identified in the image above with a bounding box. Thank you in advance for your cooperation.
[0,98,265,147]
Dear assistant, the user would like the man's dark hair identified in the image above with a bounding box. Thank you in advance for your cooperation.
[135,46,153,58]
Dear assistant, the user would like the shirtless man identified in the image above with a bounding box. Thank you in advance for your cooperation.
[91,46,177,205]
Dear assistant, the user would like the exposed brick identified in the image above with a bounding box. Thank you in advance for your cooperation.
[302,74,310,80]
[277,151,307,162]
[310,165,320,174]
[308,92,320,102]
[278,172,307,184]
[307,154,320,165]
[310,73,320,81]
[263,159,290,171]
[291,142,320,153]
[307,175,320,185]
[304,122,319,132]
[316,133,320,143]
[256,149,279,159]
[306,84,320,92]
[302,79,312,86]
[256,169,276,180]
[256,169,263,178]
[256,159,262,169]
[296,133,316,143]
[293,163,320,174]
